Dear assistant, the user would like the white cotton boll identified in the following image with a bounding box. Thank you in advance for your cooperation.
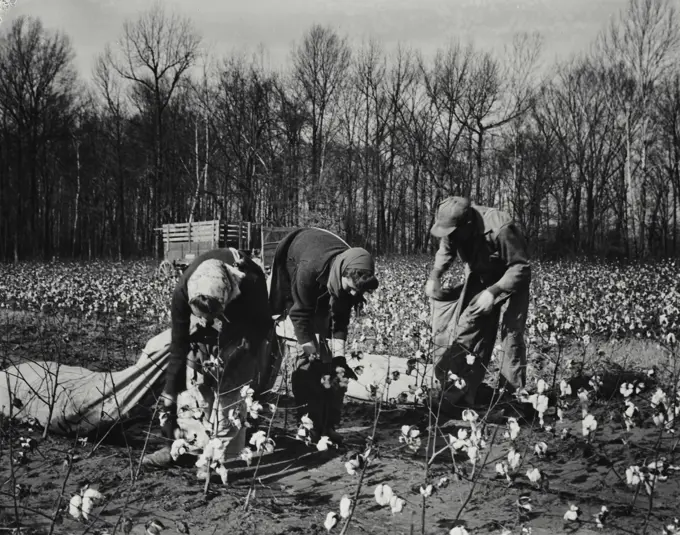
[536,379,547,394]
[419,484,433,498]
[317,436,332,451]
[170,439,190,460]
[508,448,521,470]
[248,401,263,419]
[560,380,572,397]
[449,526,469,535]
[534,442,548,458]
[620,383,634,397]
[534,395,549,415]
[506,418,520,441]
[626,465,643,487]
[82,488,104,502]
[462,409,479,423]
[374,484,393,506]
[228,409,243,429]
[239,448,253,466]
[526,467,541,484]
[81,496,94,521]
[582,414,598,437]
[250,430,267,449]
[652,388,668,408]
[466,354,476,365]
[301,414,314,430]
[216,464,229,485]
[345,458,360,475]
[324,512,338,532]
[389,495,405,514]
[339,495,352,519]
[69,494,82,520]
[496,462,508,477]
[563,504,581,522]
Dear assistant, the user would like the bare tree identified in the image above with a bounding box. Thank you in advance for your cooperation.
[292,24,351,212]
[93,55,129,260]
[465,32,543,202]
[104,2,200,249]
[597,0,680,256]
[0,15,77,260]
[420,41,475,195]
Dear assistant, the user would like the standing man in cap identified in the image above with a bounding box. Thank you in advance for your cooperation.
[426,196,531,415]
[269,228,379,444]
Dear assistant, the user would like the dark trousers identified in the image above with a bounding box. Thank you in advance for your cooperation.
[281,314,347,432]
[433,272,530,405]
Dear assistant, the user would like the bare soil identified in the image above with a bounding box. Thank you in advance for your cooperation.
[1,312,679,535]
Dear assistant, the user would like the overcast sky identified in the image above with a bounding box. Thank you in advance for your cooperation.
[2,0,636,79]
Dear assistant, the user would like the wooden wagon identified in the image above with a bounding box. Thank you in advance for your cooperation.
[157,220,297,277]
[157,220,257,277]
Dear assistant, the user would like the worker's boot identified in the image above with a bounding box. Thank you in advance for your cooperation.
[141,447,175,471]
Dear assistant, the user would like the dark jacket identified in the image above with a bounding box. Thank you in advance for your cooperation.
[165,249,272,397]
[269,228,358,346]
[430,205,531,297]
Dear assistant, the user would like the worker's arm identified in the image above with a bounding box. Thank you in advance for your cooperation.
[329,293,352,342]
[429,234,457,281]
[288,262,320,350]
[164,282,191,401]
[486,223,531,297]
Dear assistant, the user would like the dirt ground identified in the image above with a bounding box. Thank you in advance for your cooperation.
[2,312,680,535]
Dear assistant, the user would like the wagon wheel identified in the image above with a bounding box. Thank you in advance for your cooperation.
[158,260,175,278]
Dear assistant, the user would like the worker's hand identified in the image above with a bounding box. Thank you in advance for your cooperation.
[158,402,178,440]
[160,391,176,408]
[332,356,358,381]
[301,341,318,358]
[469,290,495,316]
[425,278,442,299]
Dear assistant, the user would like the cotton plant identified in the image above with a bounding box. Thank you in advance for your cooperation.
[577,388,590,418]
[296,413,316,445]
[525,467,543,488]
[651,388,674,429]
[195,437,232,484]
[443,411,488,469]
[504,417,521,442]
[447,371,467,391]
[589,375,603,394]
[189,384,258,486]
[662,518,680,534]
[563,504,581,523]
[68,486,105,522]
[581,413,597,440]
[249,430,276,454]
[523,381,549,427]
[399,425,422,452]
[533,441,548,459]
[623,399,640,431]
[374,483,405,514]
[515,494,533,523]
[344,446,372,476]
[593,506,609,529]
[625,462,669,496]
[557,380,572,422]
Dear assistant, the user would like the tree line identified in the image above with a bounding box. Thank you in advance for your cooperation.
[1,0,679,262]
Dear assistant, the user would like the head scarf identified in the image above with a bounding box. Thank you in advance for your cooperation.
[327,247,374,298]
[187,259,245,308]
